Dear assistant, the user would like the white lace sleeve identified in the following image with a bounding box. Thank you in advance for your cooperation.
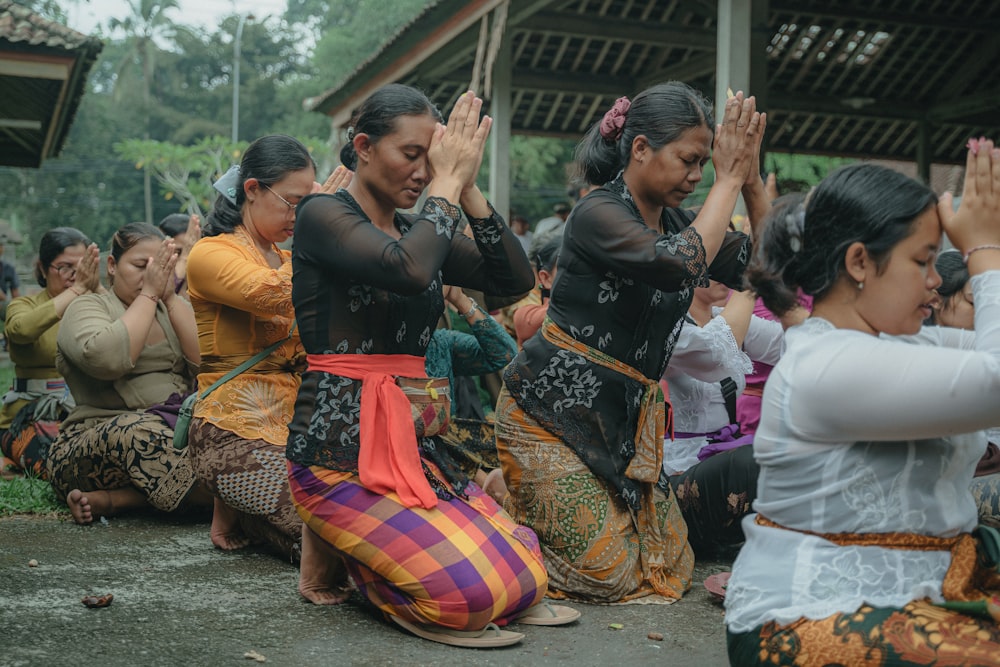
[786,271,1000,442]
[743,315,784,365]
[666,314,753,382]
[885,325,975,350]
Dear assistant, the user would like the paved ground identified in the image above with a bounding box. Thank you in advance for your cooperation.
[1,513,732,666]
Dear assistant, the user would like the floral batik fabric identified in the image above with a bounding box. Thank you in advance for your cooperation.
[727,599,1000,666]
[503,174,751,513]
[495,386,693,603]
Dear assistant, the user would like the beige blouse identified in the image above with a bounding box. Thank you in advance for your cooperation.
[56,291,196,428]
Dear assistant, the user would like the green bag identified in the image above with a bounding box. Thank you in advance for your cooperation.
[173,325,295,450]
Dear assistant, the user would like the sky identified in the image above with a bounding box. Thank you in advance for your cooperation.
[65,0,290,35]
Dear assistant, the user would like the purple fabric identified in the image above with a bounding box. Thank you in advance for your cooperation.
[674,423,755,462]
[145,391,188,429]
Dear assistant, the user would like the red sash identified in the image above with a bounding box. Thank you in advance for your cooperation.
[307,353,437,509]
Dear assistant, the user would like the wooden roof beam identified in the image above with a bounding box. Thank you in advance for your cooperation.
[519,10,716,49]
[768,2,1000,32]
[454,68,635,97]
[638,51,716,89]
[769,93,922,122]
[930,91,1000,122]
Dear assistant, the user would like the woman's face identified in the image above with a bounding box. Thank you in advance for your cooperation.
[693,279,730,307]
[245,167,316,244]
[634,124,713,209]
[45,243,86,297]
[938,283,975,330]
[360,113,438,209]
[857,207,943,336]
[108,238,162,306]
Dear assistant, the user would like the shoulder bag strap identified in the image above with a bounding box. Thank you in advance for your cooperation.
[720,376,739,427]
[196,321,297,401]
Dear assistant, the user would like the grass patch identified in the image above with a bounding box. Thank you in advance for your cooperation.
[0,474,67,516]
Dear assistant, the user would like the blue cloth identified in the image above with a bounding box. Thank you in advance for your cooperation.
[425,315,517,417]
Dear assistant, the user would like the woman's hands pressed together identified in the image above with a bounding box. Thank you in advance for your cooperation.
[943,138,1000,275]
[427,91,493,206]
[73,243,103,294]
[712,92,763,191]
[142,238,179,302]
[316,165,354,195]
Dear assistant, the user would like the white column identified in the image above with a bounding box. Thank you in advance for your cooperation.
[715,0,752,124]
[488,30,512,222]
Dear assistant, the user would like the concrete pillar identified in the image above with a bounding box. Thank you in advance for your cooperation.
[489,30,512,222]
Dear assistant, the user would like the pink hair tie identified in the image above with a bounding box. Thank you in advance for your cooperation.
[599,96,631,141]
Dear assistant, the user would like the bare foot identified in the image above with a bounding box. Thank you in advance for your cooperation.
[209,497,251,551]
[482,468,508,504]
[299,524,351,605]
[66,487,146,525]
[67,489,94,524]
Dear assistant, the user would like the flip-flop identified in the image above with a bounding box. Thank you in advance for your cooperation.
[513,601,581,626]
[391,616,524,648]
[704,572,730,602]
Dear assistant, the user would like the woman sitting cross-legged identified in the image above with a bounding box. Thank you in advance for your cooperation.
[286,84,577,648]
[725,144,1000,664]
[0,227,99,478]
[46,223,211,524]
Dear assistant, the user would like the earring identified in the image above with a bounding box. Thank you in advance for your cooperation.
[857,281,864,290]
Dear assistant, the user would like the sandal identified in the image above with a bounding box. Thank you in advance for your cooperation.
[704,572,730,602]
[513,601,581,626]
[391,616,524,648]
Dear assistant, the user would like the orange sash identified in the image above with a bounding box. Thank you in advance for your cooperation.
[307,354,437,509]
[540,318,678,597]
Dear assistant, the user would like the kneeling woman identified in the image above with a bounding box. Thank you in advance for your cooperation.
[286,84,575,648]
[495,83,765,603]
[47,223,210,524]
[726,146,1000,664]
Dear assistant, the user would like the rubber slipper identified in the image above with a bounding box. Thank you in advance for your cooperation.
[704,572,730,602]
[391,616,524,648]
[513,601,581,626]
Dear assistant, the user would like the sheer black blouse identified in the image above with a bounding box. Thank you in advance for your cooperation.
[503,174,751,508]
[285,190,533,484]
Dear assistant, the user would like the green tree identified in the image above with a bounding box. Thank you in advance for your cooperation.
[108,0,183,223]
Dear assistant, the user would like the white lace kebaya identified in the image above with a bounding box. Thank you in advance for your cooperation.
[663,309,782,475]
[725,271,1000,633]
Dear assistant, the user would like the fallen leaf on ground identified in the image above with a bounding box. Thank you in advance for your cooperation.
[243,650,266,662]
[81,593,114,608]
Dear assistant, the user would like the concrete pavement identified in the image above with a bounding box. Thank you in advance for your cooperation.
[1,514,732,666]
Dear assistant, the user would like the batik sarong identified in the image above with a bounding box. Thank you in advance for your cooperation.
[728,599,1000,666]
[188,418,301,559]
[46,411,196,511]
[494,386,693,603]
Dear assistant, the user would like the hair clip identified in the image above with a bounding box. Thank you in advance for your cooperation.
[212,164,241,204]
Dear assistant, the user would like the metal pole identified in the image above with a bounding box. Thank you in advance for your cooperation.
[232,13,252,143]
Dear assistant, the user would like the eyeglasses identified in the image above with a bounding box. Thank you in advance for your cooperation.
[262,183,297,212]
[50,263,77,278]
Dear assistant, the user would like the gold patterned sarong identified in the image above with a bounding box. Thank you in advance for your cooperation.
[494,318,693,603]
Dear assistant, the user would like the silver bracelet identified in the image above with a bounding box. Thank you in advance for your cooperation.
[459,302,479,319]
[963,244,1000,263]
